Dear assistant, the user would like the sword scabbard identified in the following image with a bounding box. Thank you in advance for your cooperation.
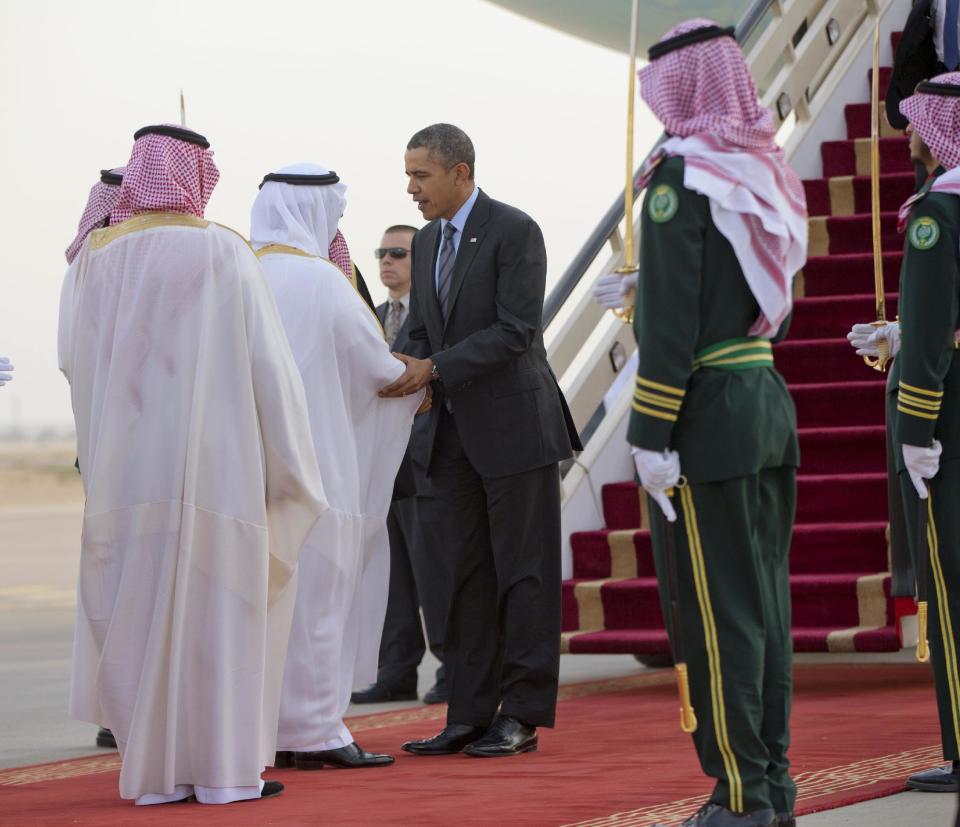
[676,662,698,733]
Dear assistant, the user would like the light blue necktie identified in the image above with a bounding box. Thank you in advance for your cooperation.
[945,0,960,71]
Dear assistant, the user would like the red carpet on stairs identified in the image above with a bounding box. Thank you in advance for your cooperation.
[0,665,942,826]
[561,32,911,657]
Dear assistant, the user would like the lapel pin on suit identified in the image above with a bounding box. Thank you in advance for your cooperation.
[470,237,477,243]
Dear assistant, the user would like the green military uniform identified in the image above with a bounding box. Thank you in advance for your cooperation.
[628,156,799,815]
[892,169,960,764]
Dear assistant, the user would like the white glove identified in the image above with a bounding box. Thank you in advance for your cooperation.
[593,272,638,310]
[847,322,900,359]
[0,356,12,387]
[903,440,942,499]
[632,447,680,522]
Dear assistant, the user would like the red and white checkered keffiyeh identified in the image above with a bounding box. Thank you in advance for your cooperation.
[898,73,960,228]
[111,126,219,222]
[636,19,808,338]
[901,72,960,170]
[328,230,352,276]
[65,168,125,263]
[639,18,775,150]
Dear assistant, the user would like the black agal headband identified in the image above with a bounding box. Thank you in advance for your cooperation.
[133,124,210,148]
[258,171,340,190]
[648,25,736,61]
[917,81,960,97]
[99,169,123,186]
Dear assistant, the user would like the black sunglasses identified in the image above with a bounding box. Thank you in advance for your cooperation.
[374,247,410,260]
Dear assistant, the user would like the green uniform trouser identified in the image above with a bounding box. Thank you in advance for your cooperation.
[900,458,960,761]
[648,467,797,814]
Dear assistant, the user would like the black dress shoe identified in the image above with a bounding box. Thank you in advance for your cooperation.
[462,715,537,757]
[273,751,295,768]
[401,724,485,755]
[228,780,284,802]
[259,780,284,799]
[906,761,960,791]
[350,683,418,703]
[422,682,448,705]
[96,728,117,749]
[294,742,395,770]
[654,801,775,826]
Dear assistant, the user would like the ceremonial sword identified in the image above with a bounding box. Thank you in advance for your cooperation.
[865,20,890,372]
[916,496,931,663]
[612,0,640,325]
[661,484,697,733]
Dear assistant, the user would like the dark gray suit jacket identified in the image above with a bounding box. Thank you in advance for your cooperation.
[406,189,582,479]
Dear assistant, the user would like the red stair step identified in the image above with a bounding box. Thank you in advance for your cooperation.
[602,481,642,530]
[790,293,898,340]
[803,250,903,297]
[601,471,888,531]
[803,171,913,216]
[798,425,886,474]
[796,472,888,523]
[789,381,886,428]
[566,626,900,654]
[563,572,892,632]
[801,251,901,297]
[582,576,662,631]
[821,136,911,177]
[813,211,903,255]
[569,529,655,579]
[775,338,888,384]
[566,629,674,656]
[790,521,889,573]
[844,102,907,139]
[571,520,889,580]
[792,625,901,653]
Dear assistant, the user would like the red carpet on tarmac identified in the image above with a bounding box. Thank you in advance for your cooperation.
[0,664,943,826]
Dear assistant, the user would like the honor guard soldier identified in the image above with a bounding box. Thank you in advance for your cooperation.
[855,72,960,793]
[629,20,808,827]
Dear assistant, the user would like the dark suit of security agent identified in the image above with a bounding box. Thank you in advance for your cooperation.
[360,295,450,703]
[382,125,581,758]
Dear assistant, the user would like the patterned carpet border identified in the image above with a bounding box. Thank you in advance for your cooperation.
[560,745,941,827]
[0,671,674,787]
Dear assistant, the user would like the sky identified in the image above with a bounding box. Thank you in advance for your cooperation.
[0,0,662,434]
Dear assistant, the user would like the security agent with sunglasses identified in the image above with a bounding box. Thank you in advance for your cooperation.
[380,123,581,758]
[352,226,452,706]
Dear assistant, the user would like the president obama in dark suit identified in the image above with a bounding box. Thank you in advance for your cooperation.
[380,123,581,757]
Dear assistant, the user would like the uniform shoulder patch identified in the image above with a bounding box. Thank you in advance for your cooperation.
[648,184,679,224]
[908,216,941,250]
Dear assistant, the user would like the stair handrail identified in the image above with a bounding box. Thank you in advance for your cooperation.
[542,0,778,330]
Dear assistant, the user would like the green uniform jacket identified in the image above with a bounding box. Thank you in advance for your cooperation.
[626,156,799,484]
[893,170,960,464]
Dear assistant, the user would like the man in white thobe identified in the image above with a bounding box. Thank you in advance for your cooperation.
[250,164,423,769]
[58,125,328,805]
[63,165,126,752]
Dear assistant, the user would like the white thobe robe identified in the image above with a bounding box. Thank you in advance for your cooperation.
[58,213,328,800]
[257,250,422,752]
